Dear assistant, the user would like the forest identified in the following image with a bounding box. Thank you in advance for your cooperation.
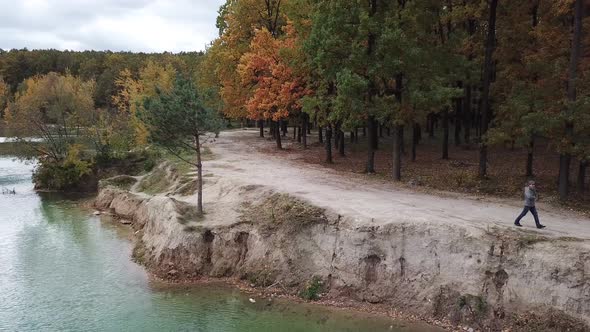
[1,0,589,205]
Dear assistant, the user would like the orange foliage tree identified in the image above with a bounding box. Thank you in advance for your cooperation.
[238,24,310,149]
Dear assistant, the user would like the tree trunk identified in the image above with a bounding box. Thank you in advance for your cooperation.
[579,161,587,193]
[379,124,383,138]
[334,124,340,150]
[325,125,333,163]
[454,92,462,146]
[387,127,391,136]
[355,128,359,143]
[307,120,311,134]
[372,119,379,150]
[366,116,376,173]
[259,120,264,138]
[559,0,584,200]
[393,124,403,181]
[475,98,481,139]
[339,130,345,156]
[479,0,498,178]
[302,116,308,149]
[442,107,449,160]
[275,121,282,149]
[428,114,435,138]
[319,126,323,144]
[363,127,367,137]
[526,138,534,177]
[559,155,571,197]
[412,123,419,162]
[350,131,355,144]
[400,126,405,155]
[297,126,302,143]
[282,121,287,137]
[464,85,471,144]
[417,123,422,143]
[293,126,297,139]
[195,134,203,215]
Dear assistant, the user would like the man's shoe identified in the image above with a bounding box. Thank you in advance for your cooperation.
[537,225,546,229]
[514,222,522,227]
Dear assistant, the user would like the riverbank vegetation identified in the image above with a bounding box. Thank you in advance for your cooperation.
[1,51,219,195]
[1,0,590,206]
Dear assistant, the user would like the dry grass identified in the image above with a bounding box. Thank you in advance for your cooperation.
[136,164,174,195]
[241,193,328,233]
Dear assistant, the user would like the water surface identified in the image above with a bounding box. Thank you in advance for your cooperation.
[0,154,441,332]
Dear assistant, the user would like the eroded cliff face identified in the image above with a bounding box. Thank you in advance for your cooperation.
[95,185,590,331]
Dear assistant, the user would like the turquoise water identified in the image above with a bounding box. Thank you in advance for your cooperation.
[0,155,441,332]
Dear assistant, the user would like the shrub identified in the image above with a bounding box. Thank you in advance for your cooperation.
[299,276,324,301]
[33,145,94,191]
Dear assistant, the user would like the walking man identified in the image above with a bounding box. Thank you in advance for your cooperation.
[515,180,546,229]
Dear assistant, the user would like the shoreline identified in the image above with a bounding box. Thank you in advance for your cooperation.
[143,271,456,331]
[96,208,453,331]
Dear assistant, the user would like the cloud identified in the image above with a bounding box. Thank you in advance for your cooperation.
[0,0,225,52]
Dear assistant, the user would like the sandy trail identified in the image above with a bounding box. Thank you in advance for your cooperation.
[204,130,590,240]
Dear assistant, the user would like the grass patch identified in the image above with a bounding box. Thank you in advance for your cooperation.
[99,175,137,191]
[161,146,214,175]
[174,179,198,196]
[161,147,215,196]
[136,165,172,195]
[516,234,549,250]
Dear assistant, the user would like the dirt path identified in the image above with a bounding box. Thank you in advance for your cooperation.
[204,130,590,240]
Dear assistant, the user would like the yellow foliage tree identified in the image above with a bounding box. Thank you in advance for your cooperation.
[5,72,95,161]
[0,76,9,118]
[112,61,177,146]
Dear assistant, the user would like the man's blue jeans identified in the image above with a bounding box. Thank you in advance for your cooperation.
[515,206,541,227]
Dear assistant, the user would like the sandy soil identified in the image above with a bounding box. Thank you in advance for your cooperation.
[201,129,590,240]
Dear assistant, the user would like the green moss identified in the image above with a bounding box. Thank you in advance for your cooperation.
[460,294,488,317]
[132,240,148,266]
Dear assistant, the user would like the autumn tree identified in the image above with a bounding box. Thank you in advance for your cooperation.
[238,23,309,149]
[112,60,177,147]
[0,76,9,118]
[141,77,223,215]
[206,0,286,136]
[5,72,95,161]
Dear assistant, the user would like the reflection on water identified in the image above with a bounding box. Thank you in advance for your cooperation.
[0,155,441,332]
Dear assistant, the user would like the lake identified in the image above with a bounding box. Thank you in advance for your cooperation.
[0,154,441,332]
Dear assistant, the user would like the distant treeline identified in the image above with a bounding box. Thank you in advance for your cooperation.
[0,49,204,107]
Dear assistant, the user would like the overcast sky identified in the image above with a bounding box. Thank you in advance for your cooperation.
[0,0,225,53]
